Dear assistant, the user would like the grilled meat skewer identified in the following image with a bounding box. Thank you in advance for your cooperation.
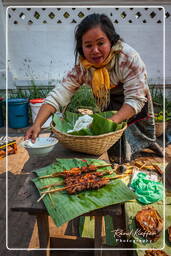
[39,164,112,179]
[40,170,112,190]
[41,176,109,195]
[40,172,131,196]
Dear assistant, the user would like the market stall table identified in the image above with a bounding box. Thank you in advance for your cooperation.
[11,143,125,256]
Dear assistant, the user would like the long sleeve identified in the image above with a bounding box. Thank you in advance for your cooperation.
[44,64,86,111]
[117,43,149,114]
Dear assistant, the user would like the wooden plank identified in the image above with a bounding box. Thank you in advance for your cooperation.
[50,236,94,248]
[37,213,50,256]
[94,216,103,250]
[11,173,46,213]
[83,204,122,216]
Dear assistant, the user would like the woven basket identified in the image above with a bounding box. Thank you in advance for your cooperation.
[155,121,168,137]
[51,122,127,155]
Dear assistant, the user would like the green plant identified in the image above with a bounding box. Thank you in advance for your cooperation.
[154,111,171,122]
[150,85,163,112]
[150,85,171,114]
[8,81,52,100]
[66,84,100,113]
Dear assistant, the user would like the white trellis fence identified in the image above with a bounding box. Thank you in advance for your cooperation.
[0,6,171,91]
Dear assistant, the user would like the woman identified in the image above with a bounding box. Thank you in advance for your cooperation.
[25,13,163,163]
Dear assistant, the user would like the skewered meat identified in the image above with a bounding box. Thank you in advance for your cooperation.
[144,250,169,256]
[168,226,171,242]
[135,207,163,241]
[58,164,111,177]
[40,170,111,190]
[64,171,110,186]
[41,174,110,196]
[40,164,111,179]
[66,176,109,194]
[65,172,109,194]
[40,171,131,197]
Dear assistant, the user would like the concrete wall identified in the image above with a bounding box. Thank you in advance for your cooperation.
[2,6,171,88]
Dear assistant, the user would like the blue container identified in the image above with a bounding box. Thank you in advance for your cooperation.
[0,98,4,127]
[8,98,29,128]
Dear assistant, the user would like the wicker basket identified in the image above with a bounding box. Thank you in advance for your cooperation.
[51,122,127,155]
[155,121,168,137]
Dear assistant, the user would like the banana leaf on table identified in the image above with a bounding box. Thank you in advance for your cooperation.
[125,201,164,250]
[135,204,171,256]
[32,158,136,227]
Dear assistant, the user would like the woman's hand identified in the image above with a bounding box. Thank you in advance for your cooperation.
[24,124,41,143]
[24,103,56,142]
[108,103,136,123]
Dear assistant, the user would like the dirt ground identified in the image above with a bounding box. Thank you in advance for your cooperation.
[1,126,171,256]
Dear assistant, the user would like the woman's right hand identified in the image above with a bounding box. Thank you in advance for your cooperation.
[24,124,41,143]
[24,103,56,142]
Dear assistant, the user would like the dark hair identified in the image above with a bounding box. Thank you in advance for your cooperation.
[74,13,121,63]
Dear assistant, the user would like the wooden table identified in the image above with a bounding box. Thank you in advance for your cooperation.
[11,143,125,256]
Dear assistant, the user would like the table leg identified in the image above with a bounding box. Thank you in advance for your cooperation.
[94,216,103,256]
[37,213,50,256]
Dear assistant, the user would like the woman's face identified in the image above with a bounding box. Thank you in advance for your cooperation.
[82,26,111,65]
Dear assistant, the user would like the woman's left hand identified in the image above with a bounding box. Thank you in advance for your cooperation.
[108,103,136,123]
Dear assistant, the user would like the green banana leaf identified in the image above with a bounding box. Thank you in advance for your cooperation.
[32,158,136,227]
[52,111,125,136]
[90,114,117,135]
[125,201,164,250]
[135,204,171,256]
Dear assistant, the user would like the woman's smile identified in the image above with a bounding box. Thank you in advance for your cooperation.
[82,26,111,65]
[92,56,103,64]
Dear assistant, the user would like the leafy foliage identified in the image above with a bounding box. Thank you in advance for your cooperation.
[9,81,52,100]
[150,85,171,122]
[66,84,100,113]
[154,111,171,122]
[53,111,125,136]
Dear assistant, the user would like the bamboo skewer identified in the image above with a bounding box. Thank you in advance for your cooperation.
[134,160,163,175]
[39,164,112,179]
[37,187,51,202]
[40,182,63,190]
[139,163,147,169]
[41,186,69,195]
[107,172,132,180]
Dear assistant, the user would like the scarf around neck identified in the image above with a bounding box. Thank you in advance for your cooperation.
[80,40,123,110]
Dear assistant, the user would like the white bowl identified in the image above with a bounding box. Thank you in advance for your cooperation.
[21,137,58,156]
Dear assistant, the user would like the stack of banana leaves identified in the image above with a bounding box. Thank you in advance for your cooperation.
[52,111,126,136]
[33,158,136,227]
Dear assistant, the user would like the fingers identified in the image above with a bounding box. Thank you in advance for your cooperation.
[24,125,41,143]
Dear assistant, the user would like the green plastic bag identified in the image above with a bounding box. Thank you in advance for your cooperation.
[130,172,163,204]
